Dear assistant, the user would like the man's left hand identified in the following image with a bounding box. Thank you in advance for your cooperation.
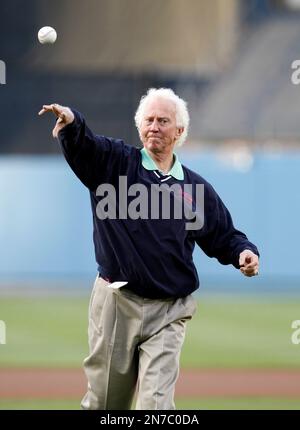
[239,250,259,277]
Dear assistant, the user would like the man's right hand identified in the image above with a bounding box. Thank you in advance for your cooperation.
[38,104,75,138]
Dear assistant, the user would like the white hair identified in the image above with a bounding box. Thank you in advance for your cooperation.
[134,88,190,147]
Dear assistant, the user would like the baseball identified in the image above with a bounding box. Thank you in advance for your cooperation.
[38,26,57,44]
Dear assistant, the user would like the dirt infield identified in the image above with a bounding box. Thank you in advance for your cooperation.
[1,368,300,399]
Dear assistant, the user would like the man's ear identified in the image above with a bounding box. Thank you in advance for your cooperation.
[176,127,184,138]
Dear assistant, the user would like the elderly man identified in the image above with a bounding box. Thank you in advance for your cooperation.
[39,88,259,410]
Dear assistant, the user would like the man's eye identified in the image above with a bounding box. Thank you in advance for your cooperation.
[160,119,168,124]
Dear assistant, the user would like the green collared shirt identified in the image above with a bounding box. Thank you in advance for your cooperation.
[140,147,184,180]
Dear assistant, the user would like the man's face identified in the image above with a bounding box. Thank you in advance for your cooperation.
[140,97,183,154]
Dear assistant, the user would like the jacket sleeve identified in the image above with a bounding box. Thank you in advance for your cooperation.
[57,109,131,191]
[195,183,259,269]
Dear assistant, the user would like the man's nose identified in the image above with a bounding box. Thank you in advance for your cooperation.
[149,119,159,131]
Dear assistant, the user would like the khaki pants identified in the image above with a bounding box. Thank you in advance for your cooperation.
[81,276,197,410]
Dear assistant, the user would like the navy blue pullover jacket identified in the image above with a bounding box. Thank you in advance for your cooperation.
[58,110,259,299]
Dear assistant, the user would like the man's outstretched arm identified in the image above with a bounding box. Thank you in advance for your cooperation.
[38,103,135,191]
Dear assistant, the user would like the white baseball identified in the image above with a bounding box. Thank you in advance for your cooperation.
[38,26,57,44]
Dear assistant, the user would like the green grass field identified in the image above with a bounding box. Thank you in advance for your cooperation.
[1,294,300,410]
[0,294,299,368]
